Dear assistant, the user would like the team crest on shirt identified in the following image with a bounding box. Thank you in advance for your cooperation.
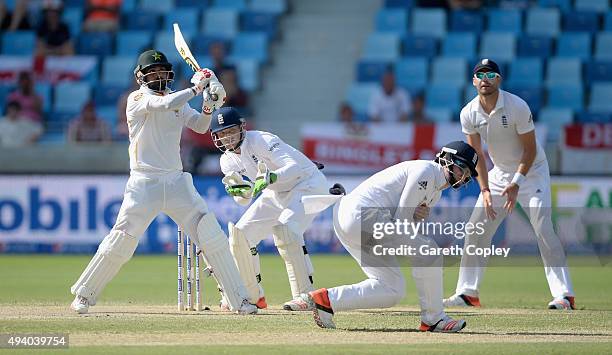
[501,115,508,128]
[418,181,428,190]
[133,93,143,101]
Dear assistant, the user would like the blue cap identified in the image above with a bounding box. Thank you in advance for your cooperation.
[210,107,245,133]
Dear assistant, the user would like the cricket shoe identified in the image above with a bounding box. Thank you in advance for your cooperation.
[298,288,335,329]
[548,296,575,310]
[443,293,481,307]
[236,299,258,315]
[282,297,313,311]
[419,316,466,333]
[255,297,268,309]
[220,298,262,313]
[70,295,90,314]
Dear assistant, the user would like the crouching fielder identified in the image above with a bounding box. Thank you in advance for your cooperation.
[70,50,256,315]
[299,141,479,332]
[210,107,327,311]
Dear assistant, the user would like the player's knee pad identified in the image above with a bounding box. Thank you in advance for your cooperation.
[228,222,261,303]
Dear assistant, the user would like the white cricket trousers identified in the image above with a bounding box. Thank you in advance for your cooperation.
[456,161,575,299]
[326,195,446,325]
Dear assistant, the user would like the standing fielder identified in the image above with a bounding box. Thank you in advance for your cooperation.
[299,141,478,331]
[210,107,328,311]
[444,59,575,310]
[70,50,257,315]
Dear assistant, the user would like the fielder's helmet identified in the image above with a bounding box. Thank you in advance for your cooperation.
[435,141,478,189]
[210,107,246,152]
[133,49,174,92]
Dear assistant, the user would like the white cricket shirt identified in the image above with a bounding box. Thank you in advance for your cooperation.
[460,89,546,172]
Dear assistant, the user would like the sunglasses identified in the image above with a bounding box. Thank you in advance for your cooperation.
[474,72,500,80]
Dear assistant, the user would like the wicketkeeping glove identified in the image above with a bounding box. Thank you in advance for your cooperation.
[252,162,277,198]
[222,173,253,199]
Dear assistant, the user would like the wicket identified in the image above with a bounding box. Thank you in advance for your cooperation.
[177,227,210,311]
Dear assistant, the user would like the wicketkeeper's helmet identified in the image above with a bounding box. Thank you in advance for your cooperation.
[210,106,246,153]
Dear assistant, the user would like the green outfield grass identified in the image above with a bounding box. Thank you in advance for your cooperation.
[0,254,611,354]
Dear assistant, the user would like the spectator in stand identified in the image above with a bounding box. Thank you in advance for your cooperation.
[35,2,74,56]
[338,102,368,135]
[7,71,44,123]
[209,41,235,78]
[0,0,30,31]
[220,68,249,112]
[409,92,434,124]
[0,101,43,147]
[368,69,411,122]
[83,0,122,32]
[67,101,112,143]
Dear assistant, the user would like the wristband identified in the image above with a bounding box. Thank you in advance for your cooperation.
[481,187,490,193]
[511,173,526,187]
[190,86,200,96]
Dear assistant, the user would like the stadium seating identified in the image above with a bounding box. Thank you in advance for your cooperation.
[357,61,390,83]
[546,58,582,86]
[362,33,400,61]
[526,8,561,37]
[402,35,437,58]
[538,107,573,140]
[487,9,522,34]
[556,32,592,60]
[53,82,92,114]
[1,32,35,55]
[203,8,239,39]
[425,84,461,111]
[518,35,554,58]
[231,32,269,64]
[376,9,408,35]
[411,8,446,38]
[164,9,201,33]
[241,11,278,39]
[432,57,467,87]
[346,83,378,116]
[250,0,287,14]
[77,32,114,57]
[589,83,612,112]
[594,32,612,60]
[575,0,610,12]
[480,32,516,62]
[563,11,600,33]
[548,85,584,110]
[116,31,152,56]
[442,32,476,59]
[450,10,483,33]
[506,58,543,88]
[394,57,427,91]
[102,56,135,87]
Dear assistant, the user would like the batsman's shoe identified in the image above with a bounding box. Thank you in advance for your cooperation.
[443,293,481,307]
[548,296,575,310]
[256,297,268,309]
[282,297,313,311]
[299,289,335,329]
[236,299,258,315]
[420,316,466,333]
[70,295,90,314]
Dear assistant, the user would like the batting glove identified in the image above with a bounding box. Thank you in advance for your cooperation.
[252,162,277,198]
[190,68,216,94]
[202,79,227,115]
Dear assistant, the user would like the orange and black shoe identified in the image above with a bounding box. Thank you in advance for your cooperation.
[419,316,466,333]
[298,288,335,328]
[256,297,268,309]
[443,293,481,307]
[548,296,575,310]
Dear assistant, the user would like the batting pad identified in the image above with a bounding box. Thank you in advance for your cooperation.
[273,225,314,299]
[229,222,260,303]
[70,229,138,305]
[197,213,249,311]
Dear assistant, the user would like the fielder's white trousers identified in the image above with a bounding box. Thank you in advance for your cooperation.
[456,161,575,299]
[326,196,446,325]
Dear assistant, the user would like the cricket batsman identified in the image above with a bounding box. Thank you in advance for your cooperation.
[210,106,328,311]
[444,59,576,310]
[70,50,257,315]
[299,141,479,332]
